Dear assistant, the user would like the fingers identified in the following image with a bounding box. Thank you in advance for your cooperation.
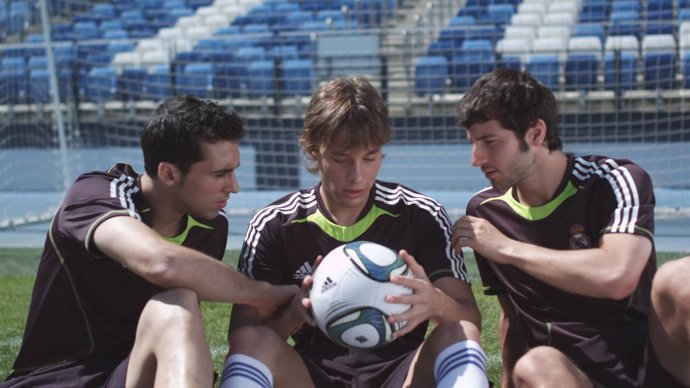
[397,249,429,281]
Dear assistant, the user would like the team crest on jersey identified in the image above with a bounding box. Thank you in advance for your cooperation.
[569,224,591,249]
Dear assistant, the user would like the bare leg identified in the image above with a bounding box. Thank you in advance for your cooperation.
[228,325,315,388]
[650,256,690,385]
[512,346,592,388]
[126,288,213,388]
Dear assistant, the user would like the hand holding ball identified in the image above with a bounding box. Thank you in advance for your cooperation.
[309,241,413,349]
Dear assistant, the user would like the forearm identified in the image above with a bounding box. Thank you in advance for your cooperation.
[264,304,303,340]
[430,277,482,330]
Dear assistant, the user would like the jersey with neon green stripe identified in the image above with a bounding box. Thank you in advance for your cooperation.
[238,180,468,367]
[468,154,658,383]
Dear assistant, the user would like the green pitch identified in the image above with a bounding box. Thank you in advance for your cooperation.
[0,249,685,386]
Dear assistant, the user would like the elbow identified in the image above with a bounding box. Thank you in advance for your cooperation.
[601,271,640,300]
[137,244,184,287]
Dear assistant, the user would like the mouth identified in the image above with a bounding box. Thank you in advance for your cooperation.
[344,189,365,199]
[481,166,499,179]
[217,199,228,208]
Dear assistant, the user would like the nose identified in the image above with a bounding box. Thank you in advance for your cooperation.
[347,160,363,182]
[225,172,239,194]
[470,144,484,167]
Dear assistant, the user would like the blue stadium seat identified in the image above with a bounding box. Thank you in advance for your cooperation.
[573,23,606,45]
[526,54,561,90]
[282,58,315,97]
[642,34,677,90]
[609,11,642,38]
[428,39,458,62]
[271,45,299,60]
[481,4,515,27]
[212,62,247,98]
[117,67,147,101]
[450,40,495,92]
[611,0,641,13]
[604,51,638,92]
[248,60,275,97]
[146,65,173,100]
[580,0,610,23]
[29,69,51,104]
[73,21,100,40]
[565,53,600,91]
[85,66,117,103]
[0,57,28,104]
[177,62,214,98]
[415,55,449,96]
[194,38,234,63]
[643,51,676,89]
[91,3,117,22]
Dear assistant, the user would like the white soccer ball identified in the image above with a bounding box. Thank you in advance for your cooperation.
[309,241,413,349]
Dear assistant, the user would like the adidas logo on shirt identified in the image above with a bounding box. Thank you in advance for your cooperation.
[292,262,313,280]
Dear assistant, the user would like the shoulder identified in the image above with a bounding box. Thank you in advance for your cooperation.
[248,187,318,228]
[373,180,443,211]
[466,186,503,214]
[571,155,653,192]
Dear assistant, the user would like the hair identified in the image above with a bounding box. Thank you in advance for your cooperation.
[299,75,391,172]
[457,68,562,151]
[140,95,245,177]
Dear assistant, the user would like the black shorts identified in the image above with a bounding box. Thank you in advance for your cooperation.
[299,348,417,388]
[564,323,683,388]
[0,352,129,388]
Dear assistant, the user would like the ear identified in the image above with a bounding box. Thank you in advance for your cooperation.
[526,119,547,146]
[310,151,319,161]
[157,162,181,186]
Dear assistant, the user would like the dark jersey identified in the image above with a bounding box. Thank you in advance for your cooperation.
[7,163,228,385]
[468,155,659,383]
[238,180,469,368]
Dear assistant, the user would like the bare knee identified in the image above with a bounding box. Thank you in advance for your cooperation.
[652,257,690,315]
[229,326,289,365]
[139,288,203,335]
[513,347,591,388]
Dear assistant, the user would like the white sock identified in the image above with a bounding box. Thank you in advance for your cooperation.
[218,354,273,388]
[434,340,489,388]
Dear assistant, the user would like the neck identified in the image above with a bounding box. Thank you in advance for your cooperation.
[514,151,568,207]
[140,174,186,237]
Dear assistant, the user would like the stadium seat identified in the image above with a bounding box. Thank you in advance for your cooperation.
[85,66,117,103]
[414,55,449,96]
[282,58,315,97]
[177,62,214,98]
[117,67,147,101]
[609,11,642,38]
[565,36,603,91]
[526,54,561,90]
[248,60,275,98]
[450,40,495,92]
[573,23,606,44]
[642,34,677,90]
[145,65,173,100]
[0,57,28,104]
[604,51,638,92]
[29,69,51,104]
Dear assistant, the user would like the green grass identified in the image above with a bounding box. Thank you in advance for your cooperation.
[0,249,686,386]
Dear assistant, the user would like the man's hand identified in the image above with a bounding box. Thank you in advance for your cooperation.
[386,250,442,338]
[452,215,513,264]
[254,283,300,322]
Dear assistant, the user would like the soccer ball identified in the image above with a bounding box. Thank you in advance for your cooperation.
[309,241,413,349]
